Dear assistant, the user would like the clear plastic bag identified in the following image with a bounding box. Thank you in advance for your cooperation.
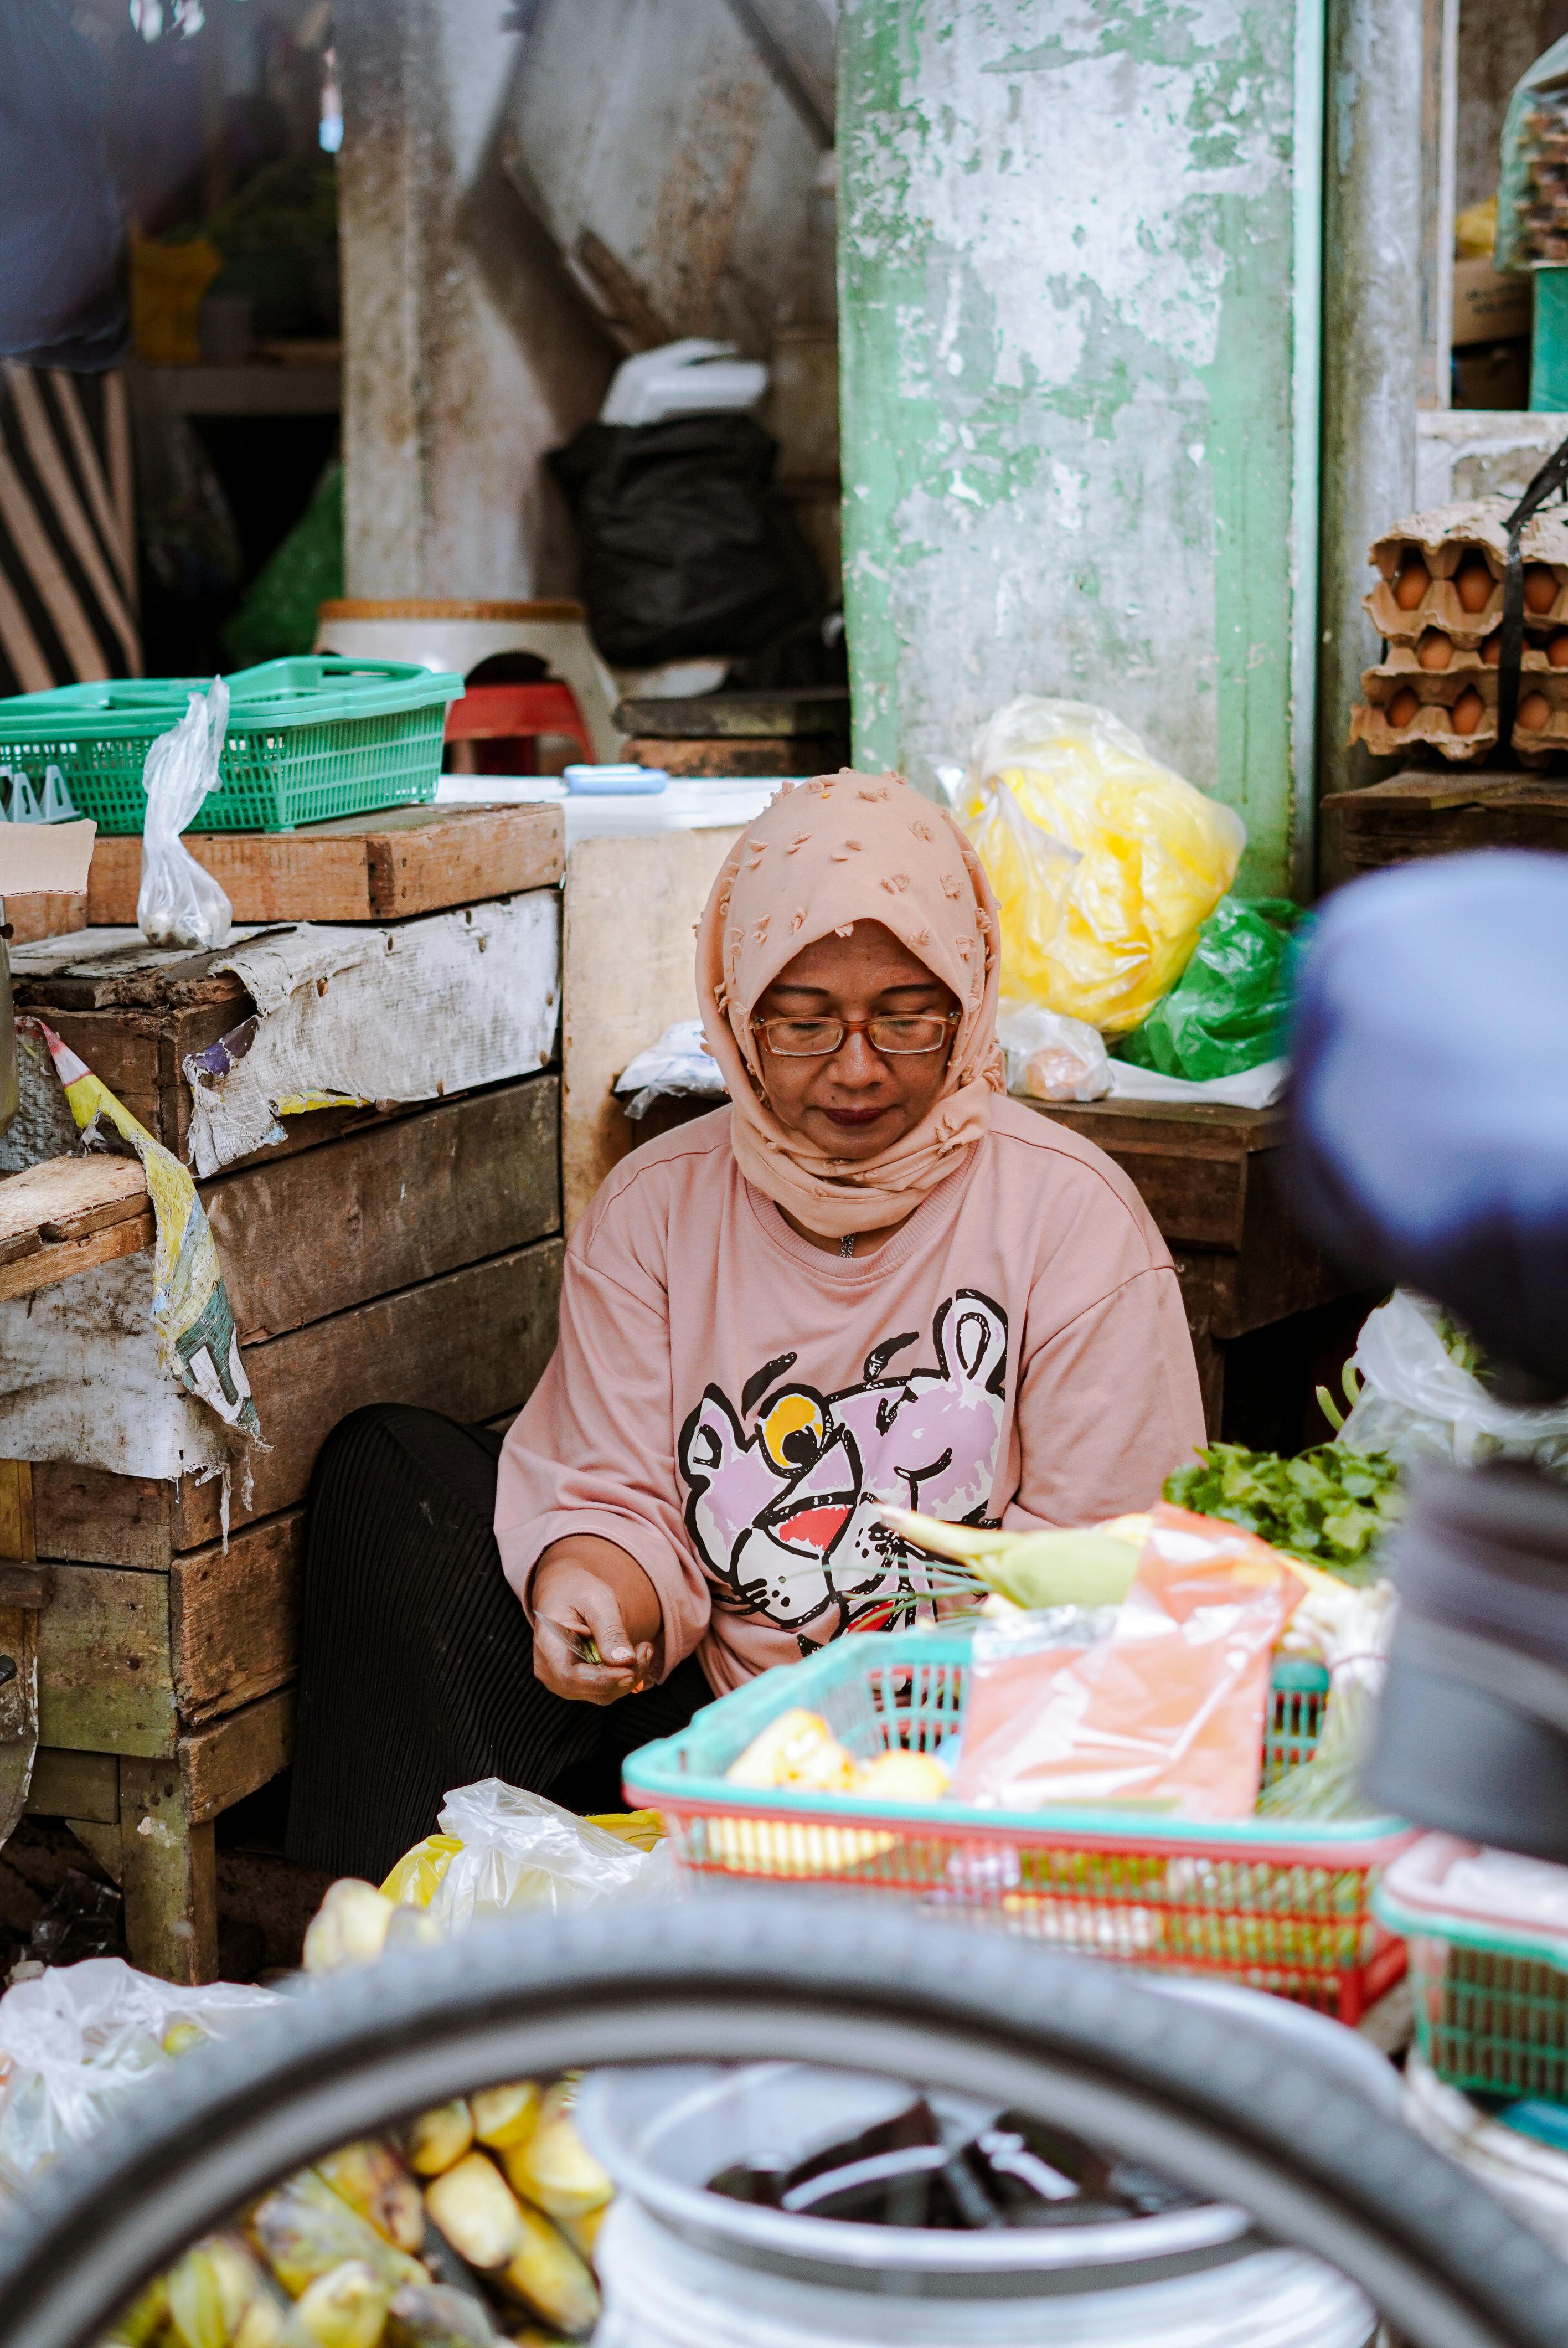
[425,1780,669,1934]
[1339,1290,1568,1474]
[995,1002,1110,1102]
[960,697,1244,1033]
[0,1957,276,2198]
[613,1017,726,1121]
[137,677,234,951]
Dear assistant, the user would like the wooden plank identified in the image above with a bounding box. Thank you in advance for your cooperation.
[562,829,742,1232]
[120,1757,218,1984]
[87,802,564,926]
[171,1512,302,1724]
[0,1459,36,1563]
[26,1746,120,1821]
[37,1564,176,1757]
[1018,1099,1261,1252]
[0,1212,155,1303]
[0,1156,148,1247]
[203,1077,560,1341]
[0,1563,52,1607]
[34,1464,177,1571]
[179,1687,295,1825]
[613,689,849,739]
[4,893,86,946]
[1211,1155,1361,1338]
[175,1235,565,1543]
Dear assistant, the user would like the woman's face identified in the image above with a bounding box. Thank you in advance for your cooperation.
[751,921,960,1162]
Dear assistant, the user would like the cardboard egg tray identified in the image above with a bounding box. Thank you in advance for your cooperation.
[1364,498,1568,647]
[1352,662,1568,766]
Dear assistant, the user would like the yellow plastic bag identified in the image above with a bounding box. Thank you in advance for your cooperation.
[380,1834,463,1908]
[960,697,1245,1033]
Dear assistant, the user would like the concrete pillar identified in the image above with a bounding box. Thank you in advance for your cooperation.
[838,0,1324,898]
[1316,0,1425,815]
[334,0,616,600]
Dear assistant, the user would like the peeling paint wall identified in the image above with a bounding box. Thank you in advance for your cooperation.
[839,0,1319,896]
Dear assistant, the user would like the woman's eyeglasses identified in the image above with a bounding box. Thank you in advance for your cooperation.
[752,1012,960,1058]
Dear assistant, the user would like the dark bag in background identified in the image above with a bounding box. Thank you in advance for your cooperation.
[548,413,823,667]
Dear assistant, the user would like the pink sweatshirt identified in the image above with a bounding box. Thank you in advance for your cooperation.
[496,1101,1205,1695]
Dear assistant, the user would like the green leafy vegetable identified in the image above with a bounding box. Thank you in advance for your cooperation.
[1162,1442,1402,1582]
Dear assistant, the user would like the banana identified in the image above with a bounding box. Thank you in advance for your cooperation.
[555,2207,605,2267]
[278,2262,390,2348]
[302,1882,396,1975]
[251,2174,426,2298]
[470,2084,541,2154]
[385,2283,497,2348]
[168,2237,280,2348]
[499,2096,609,2223]
[316,2144,425,2253]
[498,2205,598,2339]
[424,2153,526,2270]
[404,2103,474,2179]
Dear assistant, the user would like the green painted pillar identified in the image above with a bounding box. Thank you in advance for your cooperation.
[839,0,1324,898]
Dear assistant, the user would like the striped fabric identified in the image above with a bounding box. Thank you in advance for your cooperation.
[0,363,140,697]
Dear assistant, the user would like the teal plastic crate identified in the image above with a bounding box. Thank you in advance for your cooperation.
[625,1632,1412,2020]
[0,657,463,834]
[1376,1837,1568,2099]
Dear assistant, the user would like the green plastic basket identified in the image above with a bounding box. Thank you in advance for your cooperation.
[0,657,463,835]
[625,1632,1412,2021]
[1376,1836,1568,2099]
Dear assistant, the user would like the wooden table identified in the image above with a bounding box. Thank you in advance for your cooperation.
[1322,767,1568,882]
[1018,1095,1364,1436]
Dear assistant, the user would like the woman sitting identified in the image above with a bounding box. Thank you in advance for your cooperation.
[287,773,1203,1880]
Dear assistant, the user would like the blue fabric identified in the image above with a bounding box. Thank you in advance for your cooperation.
[1289,851,1568,1389]
[0,0,127,369]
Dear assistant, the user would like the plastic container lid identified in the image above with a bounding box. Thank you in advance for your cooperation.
[564,763,668,796]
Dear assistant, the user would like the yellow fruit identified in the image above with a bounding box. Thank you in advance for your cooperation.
[162,2023,208,2059]
[725,1708,857,1793]
[404,2104,474,2179]
[103,2275,170,2348]
[852,1750,949,1803]
[385,2283,494,2348]
[501,2100,610,2224]
[498,2203,599,2337]
[316,2144,425,2253]
[233,2299,285,2348]
[251,2175,426,2299]
[302,1882,396,1975]
[278,2262,390,2348]
[168,2237,272,2348]
[556,2205,606,2265]
[470,2083,542,2154]
[425,2153,526,2269]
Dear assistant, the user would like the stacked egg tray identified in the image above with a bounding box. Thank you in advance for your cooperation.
[1522,98,1568,262]
[1350,498,1568,766]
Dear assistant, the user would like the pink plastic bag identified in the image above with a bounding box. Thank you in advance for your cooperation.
[953,1506,1304,1819]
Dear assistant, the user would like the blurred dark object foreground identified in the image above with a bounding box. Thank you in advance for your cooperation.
[1291,851,1568,1857]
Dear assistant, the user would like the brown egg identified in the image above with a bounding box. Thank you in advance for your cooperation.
[1416,630,1453,670]
[1482,634,1503,667]
[1387,687,1421,729]
[1451,689,1486,736]
[1550,633,1568,669]
[1526,566,1559,615]
[1455,559,1494,614]
[1518,691,1552,732]
[1394,557,1431,612]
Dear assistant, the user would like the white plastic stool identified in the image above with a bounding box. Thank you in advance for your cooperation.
[312,598,623,761]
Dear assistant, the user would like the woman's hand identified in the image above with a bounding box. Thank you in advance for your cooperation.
[531,1536,663,1705]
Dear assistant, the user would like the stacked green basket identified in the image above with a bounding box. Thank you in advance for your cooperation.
[0,657,463,835]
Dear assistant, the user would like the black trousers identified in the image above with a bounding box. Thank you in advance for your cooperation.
[285,1404,710,1883]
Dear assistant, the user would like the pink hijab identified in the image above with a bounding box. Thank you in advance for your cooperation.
[695,768,1005,1237]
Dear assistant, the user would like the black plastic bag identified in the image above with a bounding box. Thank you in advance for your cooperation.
[548,414,823,667]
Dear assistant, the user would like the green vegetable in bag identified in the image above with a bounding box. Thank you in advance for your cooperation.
[1163,1441,1401,1581]
[1117,897,1307,1082]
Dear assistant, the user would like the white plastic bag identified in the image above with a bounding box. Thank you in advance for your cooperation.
[137,678,234,951]
[0,1957,276,2197]
[426,1780,668,1934]
[1339,1290,1568,1473]
[613,1018,727,1121]
[996,1003,1110,1101]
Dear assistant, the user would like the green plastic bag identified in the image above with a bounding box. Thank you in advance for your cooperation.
[223,461,343,668]
[1116,896,1307,1082]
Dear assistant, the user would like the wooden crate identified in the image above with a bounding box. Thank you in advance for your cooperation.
[1,863,566,1980]
[1322,768,1568,882]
